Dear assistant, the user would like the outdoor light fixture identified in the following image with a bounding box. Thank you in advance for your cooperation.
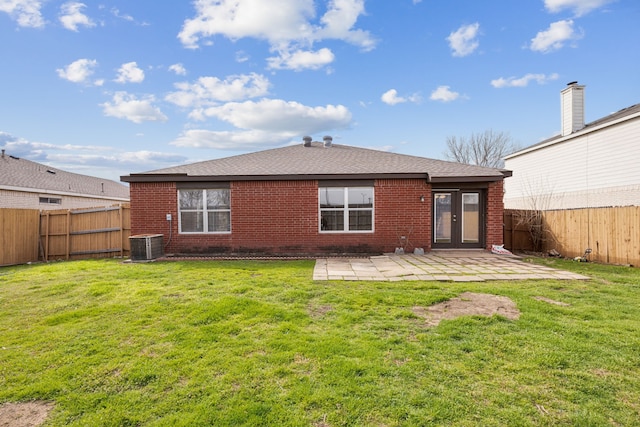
[420,195,425,202]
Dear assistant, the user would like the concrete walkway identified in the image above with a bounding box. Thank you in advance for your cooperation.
[313,251,590,282]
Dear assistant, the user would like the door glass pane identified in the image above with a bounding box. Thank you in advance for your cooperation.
[462,193,479,243]
[434,193,452,243]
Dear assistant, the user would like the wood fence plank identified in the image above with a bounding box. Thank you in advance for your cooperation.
[0,209,40,266]
[506,207,639,266]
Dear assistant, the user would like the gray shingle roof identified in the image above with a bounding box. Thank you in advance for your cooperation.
[0,153,129,200]
[122,142,507,183]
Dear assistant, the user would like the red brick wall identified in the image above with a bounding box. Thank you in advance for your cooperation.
[129,179,433,255]
[129,178,503,255]
[485,180,505,249]
[375,179,432,252]
[129,182,177,237]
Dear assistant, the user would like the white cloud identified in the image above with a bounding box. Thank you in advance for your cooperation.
[0,0,44,28]
[381,89,421,105]
[49,150,186,168]
[110,7,148,26]
[178,0,315,48]
[314,0,376,51]
[491,73,559,88]
[430,86,460,102]
[0,131,187,179]
[165,73,270,108]
[59,2,95,31]
[530,20,582,53]
[197,99,352,133]
[267,48,335,71]
[447,23,480,57]
[171,129,297,150]
[171,98,352,150]
[235,51,250,63]
[56,58,99,84]
[111,7,133,22]
[177,0,376,64]
[101,92,168,123]
[115,62,145,83]
[168,63,187,76]
[544,0,613,16]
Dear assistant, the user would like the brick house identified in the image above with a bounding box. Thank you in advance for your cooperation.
[121,138,511,256]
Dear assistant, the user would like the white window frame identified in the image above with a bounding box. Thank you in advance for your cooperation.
[178,188,231,234]
[319,186,374,233]
[39,196,62,205]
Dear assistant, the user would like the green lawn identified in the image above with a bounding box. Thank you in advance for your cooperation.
[1,258,639,426]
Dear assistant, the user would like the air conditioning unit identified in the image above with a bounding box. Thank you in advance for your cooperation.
[129,234,164,261]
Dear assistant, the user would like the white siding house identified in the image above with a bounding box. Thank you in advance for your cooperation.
[504,83,640,210]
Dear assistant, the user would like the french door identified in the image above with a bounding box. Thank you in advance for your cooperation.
[432,190,484,248]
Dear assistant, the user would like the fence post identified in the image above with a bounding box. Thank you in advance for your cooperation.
[66,210,71,261]
[119,205,124,258]
[44,212,50,262]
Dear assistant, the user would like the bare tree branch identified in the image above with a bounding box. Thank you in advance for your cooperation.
[443,130,519,168]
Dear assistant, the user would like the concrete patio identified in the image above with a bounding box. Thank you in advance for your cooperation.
[313,250,590,282]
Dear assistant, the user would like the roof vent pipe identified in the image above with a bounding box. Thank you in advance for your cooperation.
[1,149,4,158]
[323,135,333,148]
[303,136,312,147]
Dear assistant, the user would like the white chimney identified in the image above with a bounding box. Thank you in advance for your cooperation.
[561,81,585,136]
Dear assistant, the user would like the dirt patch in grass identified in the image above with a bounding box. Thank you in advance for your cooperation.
[308,303,334,319]
[0,402,53,427]
[413,292,520,326]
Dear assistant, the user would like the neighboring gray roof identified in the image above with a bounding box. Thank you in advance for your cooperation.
[507,103,640,159]
[0,153,129,200]
[122,142,508,183]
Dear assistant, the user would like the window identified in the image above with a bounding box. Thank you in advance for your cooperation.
[178,189,230,233]
[319,187,373,232]
[39,197,61,205]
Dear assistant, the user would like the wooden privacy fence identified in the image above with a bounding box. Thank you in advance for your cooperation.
[503,210,535,252]
[0,209,40,266]
[505,207,640,267]
[40,205,131,262]
[543,206,640,266]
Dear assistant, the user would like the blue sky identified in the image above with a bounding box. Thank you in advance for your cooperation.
[1,0,639,182]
